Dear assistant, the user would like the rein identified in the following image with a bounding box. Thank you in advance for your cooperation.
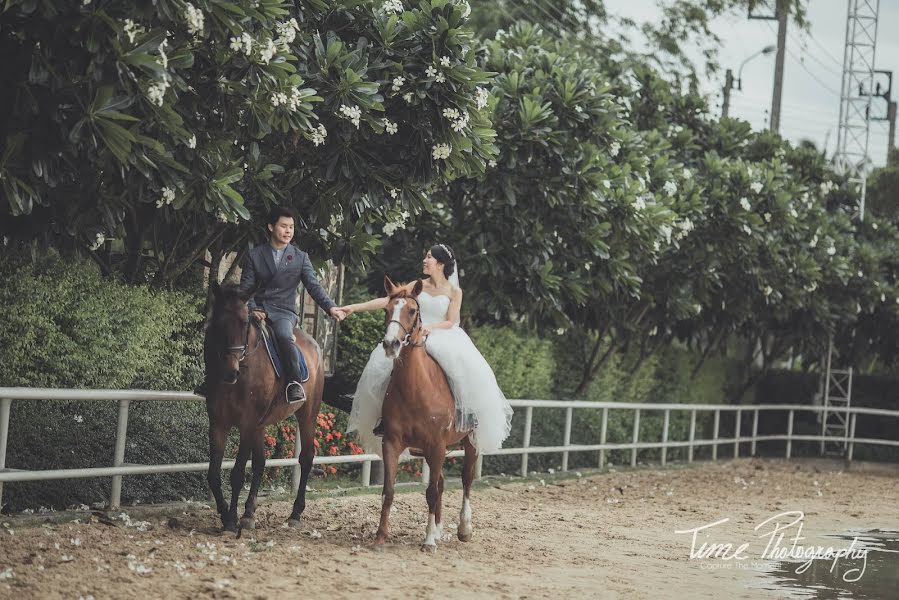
[218,316,263,362]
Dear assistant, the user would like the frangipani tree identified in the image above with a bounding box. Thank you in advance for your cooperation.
[1,0,496,284]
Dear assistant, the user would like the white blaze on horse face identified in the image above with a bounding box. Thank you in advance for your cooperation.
[384,299,407,343]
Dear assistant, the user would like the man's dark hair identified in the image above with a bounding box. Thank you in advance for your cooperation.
[267,206,297,225]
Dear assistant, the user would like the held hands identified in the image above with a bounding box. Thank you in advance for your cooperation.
[329,306,347,321]
[251,310,266,322]
[335,305,355,317]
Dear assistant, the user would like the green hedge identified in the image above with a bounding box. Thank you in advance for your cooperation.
[0,249,206,511]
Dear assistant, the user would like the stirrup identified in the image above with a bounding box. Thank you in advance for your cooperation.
[286,382,306,406]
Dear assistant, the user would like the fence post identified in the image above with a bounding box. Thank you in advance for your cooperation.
[521,406,533,477]
[688,410,696,463]
[599,407,608,469]
[562,407,573,472]
[110,398,131,510]
[712,410,720,461]
[661,409,670,466]
[361,460,372,487]
[0,398,11,509]
[421,459,430,485]
[291,423,302,495]
[734,409,742,459]
[847,412,857,463]
[751,409,759,456]
[786,409,794,459]
[630,409,640,468]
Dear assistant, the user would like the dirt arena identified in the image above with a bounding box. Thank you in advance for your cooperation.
[1,458,897,599]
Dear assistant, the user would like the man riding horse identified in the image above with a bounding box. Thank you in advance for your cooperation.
[196,205,346,404]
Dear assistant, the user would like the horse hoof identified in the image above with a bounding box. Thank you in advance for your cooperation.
[223,521,238,533]
[420,543,437,553]
[240,517,255,531]
[457,529,473,542]
[287,519,301,529]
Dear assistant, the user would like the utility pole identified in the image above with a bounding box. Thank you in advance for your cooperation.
[770,8,788,133]
[889,101,897,153]
[722,69,734,118]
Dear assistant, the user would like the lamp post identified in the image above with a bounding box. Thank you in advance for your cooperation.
[722,45,777,118]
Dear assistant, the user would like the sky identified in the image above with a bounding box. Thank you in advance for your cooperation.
[602,0,898,167]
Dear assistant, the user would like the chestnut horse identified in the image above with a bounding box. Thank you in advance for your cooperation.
[205,283,324,532]
[375,277,477,552]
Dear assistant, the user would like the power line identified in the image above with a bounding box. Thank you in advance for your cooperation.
[786,28,843,78]
[805,29,845,68]
[763,21,841,97]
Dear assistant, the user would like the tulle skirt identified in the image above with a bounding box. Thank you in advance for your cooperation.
[346,326,514,456]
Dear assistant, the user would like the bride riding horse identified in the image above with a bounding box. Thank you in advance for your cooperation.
[374,277,479,551]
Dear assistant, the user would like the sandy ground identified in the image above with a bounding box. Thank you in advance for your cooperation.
[1,458,897,599]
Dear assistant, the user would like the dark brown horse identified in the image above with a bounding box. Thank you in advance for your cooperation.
[375,277,477,552]
[205,283,324,532]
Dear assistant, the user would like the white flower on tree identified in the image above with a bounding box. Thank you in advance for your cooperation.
[403,92,413,103]
[432,143,451,160]
[740,197,751,211]
[382,119,398,135]
[384,0,405,14]
[435,71,446,83]
[259,38,277,64]
[809,234,818,248]
[187,134,197,149]
[741,224,752,235]
[609,141,621,157]
[391,76,405,92]
[123,19,142,44]
[633,196,646,211]
[388,188,398,199]
[311,124,327,146]
[270,91,288,107]
[475,87,489,109]
[425,65,437,78]
[275,19,299,46]
[147,81,169,106]
[156,186,176,208]
[764,212,772,222]
[184,3,204,35]
[488,159,497,168]
[826,245,836,256]
[750,181,763,194]
[339,104,362,128]
[663,180,677,196]
[683,168,692,179]
[157,40,169,70]
[440,56,451,67]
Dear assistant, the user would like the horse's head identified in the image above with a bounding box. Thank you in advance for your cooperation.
[382,276,423,359]
[209,282,255,384]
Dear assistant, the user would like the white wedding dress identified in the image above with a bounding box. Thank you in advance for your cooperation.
[347,292,514,456]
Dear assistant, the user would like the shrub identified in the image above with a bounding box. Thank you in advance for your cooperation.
[0,249,205,511]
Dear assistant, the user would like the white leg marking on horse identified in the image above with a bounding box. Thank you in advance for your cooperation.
[384,299,406,344]
[423,513,439,547]
[458,498,472,539]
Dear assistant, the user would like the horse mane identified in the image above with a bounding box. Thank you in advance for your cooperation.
[388,280,421,299]
[211,283,247,315]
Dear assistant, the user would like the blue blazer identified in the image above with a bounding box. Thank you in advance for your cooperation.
[239,243,337,317]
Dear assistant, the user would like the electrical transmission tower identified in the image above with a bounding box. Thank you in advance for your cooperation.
[821,0,880,456]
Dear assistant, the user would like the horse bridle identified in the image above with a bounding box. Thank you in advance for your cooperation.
[219,317,261,362]
[386,297,427,348]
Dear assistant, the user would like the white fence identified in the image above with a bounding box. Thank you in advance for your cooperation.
[1,388,898,510]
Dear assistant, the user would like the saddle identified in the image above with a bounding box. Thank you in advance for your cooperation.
[256,320,285,380]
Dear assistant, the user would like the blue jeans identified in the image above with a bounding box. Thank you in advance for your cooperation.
[265,306,308,383]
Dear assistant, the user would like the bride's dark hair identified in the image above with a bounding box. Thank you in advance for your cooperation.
[430,244,456,278]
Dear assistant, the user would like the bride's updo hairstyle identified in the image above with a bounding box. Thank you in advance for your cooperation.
[430,244,456,278]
